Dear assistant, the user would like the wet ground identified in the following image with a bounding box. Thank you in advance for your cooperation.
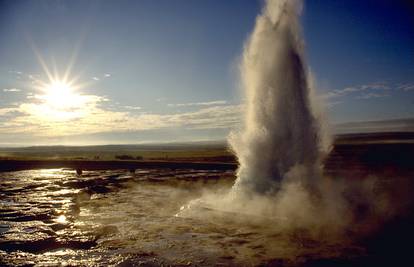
[0,168,234,266]
[1,160,414,266]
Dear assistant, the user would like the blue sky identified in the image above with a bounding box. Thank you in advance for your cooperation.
[0,0,413,145]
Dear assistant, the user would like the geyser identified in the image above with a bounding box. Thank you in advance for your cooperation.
[178,0,398,258]
[178,0,335,227]
[230,0,327,195]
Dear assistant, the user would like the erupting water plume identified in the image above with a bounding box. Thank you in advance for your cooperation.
[230,0,328,196]
[178,0,394,237]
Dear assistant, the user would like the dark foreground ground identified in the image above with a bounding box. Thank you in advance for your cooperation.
[0,132,413,266]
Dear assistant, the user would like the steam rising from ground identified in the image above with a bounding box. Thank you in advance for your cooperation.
[178,0,397,239]
[229,0,339,230]
[229,0,326,195]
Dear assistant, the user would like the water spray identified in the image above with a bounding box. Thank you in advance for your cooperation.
[230,0,326,196]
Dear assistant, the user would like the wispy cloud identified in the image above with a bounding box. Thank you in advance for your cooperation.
[92,74,112,81]
[0,107,19,116]
[3,88,21,92]
[356,92,389,99]
[322,82,390,99]
[326,101,342,108]
[124,105,142,110]
[0,92,241,137]
[166,105,241,129]
[398,83,414,91]
[168,100,227,107]
[359,83,389,90]
[8,70,23,75]
[26,92,35,99]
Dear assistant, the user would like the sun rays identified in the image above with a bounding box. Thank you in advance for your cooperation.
[26,46,97,122]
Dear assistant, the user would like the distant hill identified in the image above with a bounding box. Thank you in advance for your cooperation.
[0,140,228,152]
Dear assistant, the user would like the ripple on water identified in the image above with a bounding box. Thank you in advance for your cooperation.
[0,168,241,266]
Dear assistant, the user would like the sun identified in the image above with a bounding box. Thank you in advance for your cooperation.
[27,47,98,122]
[40,80,80,109]
[30,45,89,110]
[31,75,92,121]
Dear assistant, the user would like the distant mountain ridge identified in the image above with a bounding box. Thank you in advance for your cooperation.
[334,117,414,134]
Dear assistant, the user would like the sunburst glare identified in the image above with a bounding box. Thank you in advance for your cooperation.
[38,80,83,109]
[26,50,97,122]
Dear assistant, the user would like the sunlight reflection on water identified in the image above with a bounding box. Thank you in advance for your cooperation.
[2,168,256,266]
[55,215,67,224]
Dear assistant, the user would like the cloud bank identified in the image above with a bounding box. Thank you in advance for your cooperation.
[0,95,241,138]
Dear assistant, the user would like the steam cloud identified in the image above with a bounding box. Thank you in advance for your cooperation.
[178,0,398,239]
[229,0,327,195]
[223,0,396,235]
